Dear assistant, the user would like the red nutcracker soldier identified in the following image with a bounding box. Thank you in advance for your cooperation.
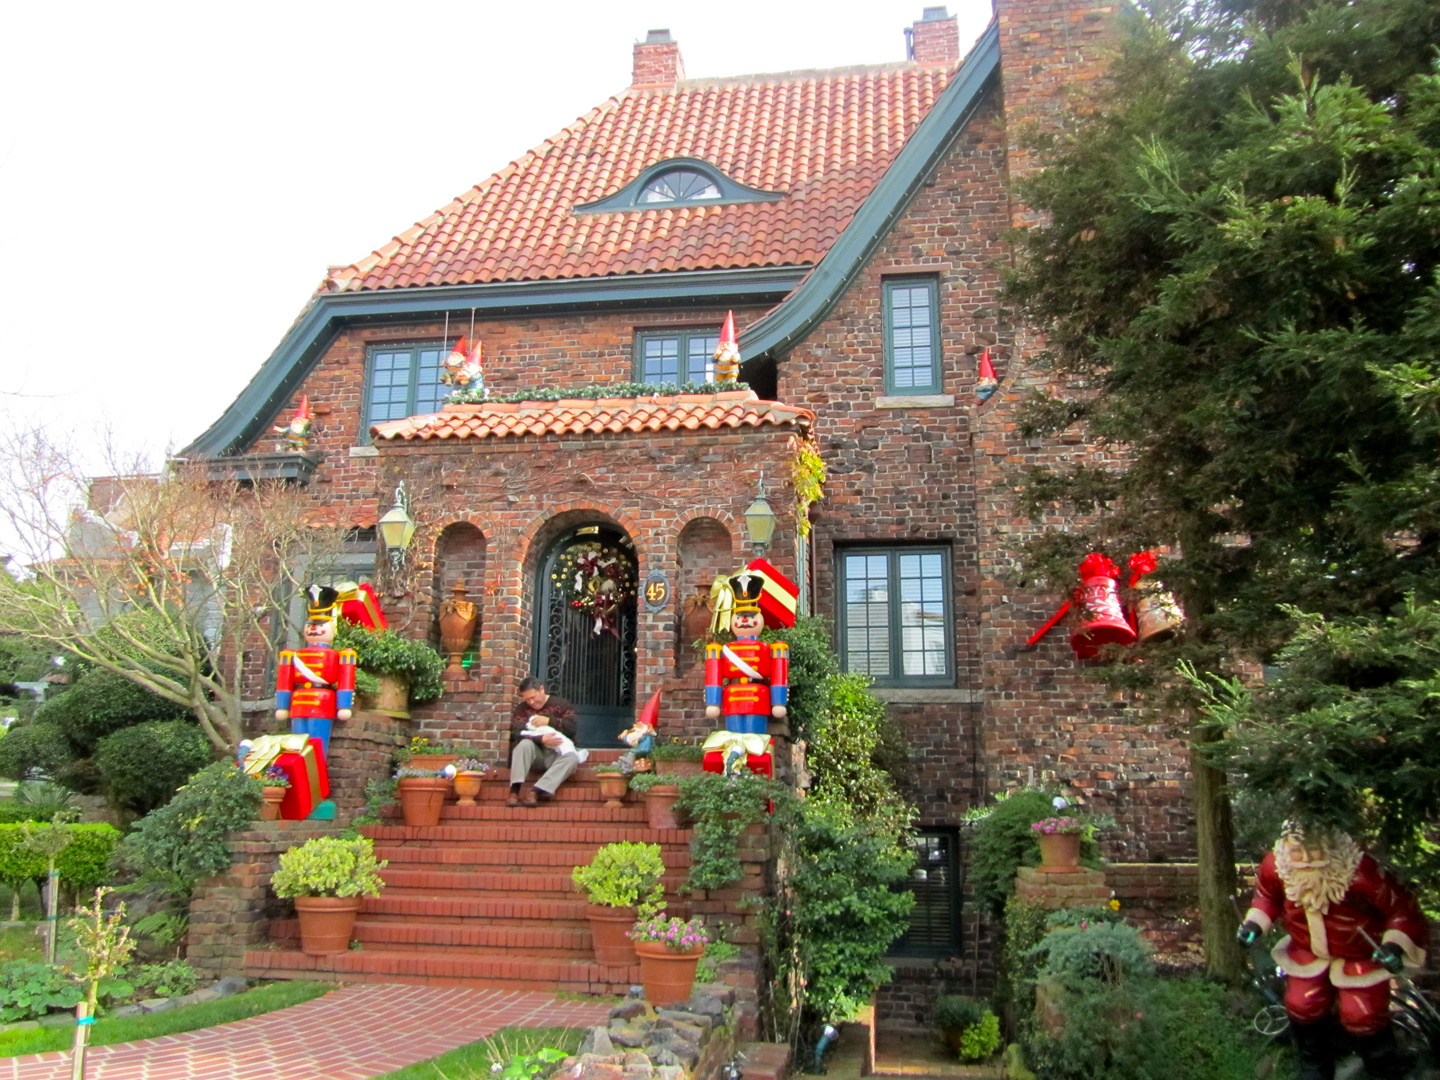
[1237,823,1427,1080]
[274,585,356,757]
[705,571,788,736]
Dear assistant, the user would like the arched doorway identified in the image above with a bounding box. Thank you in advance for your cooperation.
[532,524,638,748]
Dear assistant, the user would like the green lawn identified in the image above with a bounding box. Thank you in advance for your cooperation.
[375,1026,586,1080]
[0,980,334,1057]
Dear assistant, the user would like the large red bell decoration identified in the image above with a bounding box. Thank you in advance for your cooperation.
[1126,552,1183,645]
[1070,553,1136,659]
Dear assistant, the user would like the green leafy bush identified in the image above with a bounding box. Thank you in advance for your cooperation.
[933,994,985,1031]
[571,842,665,915]
[56,823,122,896]
[806,673,910,824]
[334,622,445,705]
[0,961,81,1021]
[1033,922,1153,985]
[958,1010,1002,1062]
[271,837,387,899]
[34,669,188,758]
[675,772,780,891]
[0,722,72,783]
[650,740,705,762]
[967,789,1060,917]
[624,771,669,793]
[95,721,213,817]
[133,960,198,999]
[762,615,839,742]
[116,762,264,892]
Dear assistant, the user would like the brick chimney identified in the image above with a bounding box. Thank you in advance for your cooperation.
[632,29,685,89]
[908,7,960,66]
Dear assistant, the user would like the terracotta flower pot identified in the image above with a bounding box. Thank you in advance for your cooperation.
[375,673,411,718]
[1037,831,1082,873]
[597,774,628,808]
[398,776,450,827]
[453,770,484,807]
[294,895,362,956]
[587,904,639,966]
[260,787,287,821]
[644,784,682,831]
[656,759,705,778]
[438,582,479,677]
[635,940,704,1006]
[407,754,459,772]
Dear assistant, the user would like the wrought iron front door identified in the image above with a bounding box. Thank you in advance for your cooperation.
[532,526,638,748]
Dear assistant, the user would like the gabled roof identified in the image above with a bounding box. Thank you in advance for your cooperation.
[326,63,954,292]
[371,390,812,443]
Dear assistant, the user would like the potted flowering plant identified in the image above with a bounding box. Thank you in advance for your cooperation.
[271,836,387,955]
[452,758,488,807]
[572,842,665,966]
[260,765,291,821]
[1031,816,1086,872]
[396,766,451,827]
[629,914,708,1006]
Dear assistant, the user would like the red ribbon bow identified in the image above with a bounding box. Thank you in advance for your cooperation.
[1077,553,1120,580]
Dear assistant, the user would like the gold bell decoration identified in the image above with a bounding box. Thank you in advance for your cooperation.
[1127,552,1184,645]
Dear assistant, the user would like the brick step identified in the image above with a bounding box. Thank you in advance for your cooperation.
[245,947,641,995]
[363,822,689,845]
[369,844,691,870]
[353,894,691,924]
[269,918,599,956]
[432,803,666,824]
[377,868,689,895]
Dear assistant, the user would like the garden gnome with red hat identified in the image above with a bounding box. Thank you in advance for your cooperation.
[705,571,789,735]
[618,690,661,772]
[273,394,313,452]
[713,311,741,382]
[1237,822,1427,1079]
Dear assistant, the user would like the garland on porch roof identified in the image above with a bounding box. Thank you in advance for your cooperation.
[446,379,747,406]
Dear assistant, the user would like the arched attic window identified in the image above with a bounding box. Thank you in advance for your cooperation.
[574,157,784,214]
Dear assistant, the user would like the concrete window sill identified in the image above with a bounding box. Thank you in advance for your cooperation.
[874,395,955,409]
[349,445,380,458]
[868,688,983,704]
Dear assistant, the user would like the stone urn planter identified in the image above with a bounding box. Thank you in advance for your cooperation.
[453,771,485,807]
[635,941,705,1006]
[643,783,682,831]
[260,786,287,821]
[1036,831,1082,873]
[438,582,479,678]
[294,895,363,956]
[398,776,450,827]
[587,904,639,966]
[596,773,628,808]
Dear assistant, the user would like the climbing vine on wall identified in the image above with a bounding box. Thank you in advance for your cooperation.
[789,436,826,537]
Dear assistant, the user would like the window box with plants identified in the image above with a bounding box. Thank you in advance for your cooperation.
[394,767,451,828]
[650,739,706,778]
[571,841,666,967]
[259,766,290,821]
[626,771,683,832]
[270,836,387,955]
[335,622,446,719]
[628,915,708,1007]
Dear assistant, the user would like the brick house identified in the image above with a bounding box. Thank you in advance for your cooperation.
[184,0,1197,1006]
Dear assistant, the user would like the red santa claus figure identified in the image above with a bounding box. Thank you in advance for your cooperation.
[1237,823,1427,1079]
[274,585,357,757]
[704,571,788,736]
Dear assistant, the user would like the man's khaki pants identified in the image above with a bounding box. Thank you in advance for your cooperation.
[509,739,579,795]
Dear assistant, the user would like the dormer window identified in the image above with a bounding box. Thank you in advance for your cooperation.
[640,168,721,204]
[576,157,783,214]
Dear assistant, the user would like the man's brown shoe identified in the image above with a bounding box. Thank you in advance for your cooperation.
[520,789,538,807]
[505,792,523,808]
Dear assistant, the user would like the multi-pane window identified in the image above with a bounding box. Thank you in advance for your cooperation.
[891,830,962,957]
[838,546,951,686]
[635,329,721,386]
[366,344,448,431]
[884,277,941,394]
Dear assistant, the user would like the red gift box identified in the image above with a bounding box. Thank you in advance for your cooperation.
[339,582,387,631]
[745,558,798,630]
[702,751,773,779]
[277,738,329,820]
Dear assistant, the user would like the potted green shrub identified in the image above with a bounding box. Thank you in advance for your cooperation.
[572,841,665,967]
[627,770,682,831]
[271,836,387,955]
[932,995,1001,1061]
[628,914,708,1006]
[395,766,451,827]
[336,622,446,718]
[651,739,706,778]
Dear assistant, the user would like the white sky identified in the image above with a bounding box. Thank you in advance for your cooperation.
[0,0,991,468]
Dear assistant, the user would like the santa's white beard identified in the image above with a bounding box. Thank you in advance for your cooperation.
[1274,832,1362,913]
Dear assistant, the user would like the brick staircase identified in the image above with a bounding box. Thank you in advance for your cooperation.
[245,761,695,994]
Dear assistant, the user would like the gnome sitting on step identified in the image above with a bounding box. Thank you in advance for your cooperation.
[617,690,660,773]
[1237,822,1427,1080]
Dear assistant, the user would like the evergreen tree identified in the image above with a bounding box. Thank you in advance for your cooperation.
[1005,0,1440,976]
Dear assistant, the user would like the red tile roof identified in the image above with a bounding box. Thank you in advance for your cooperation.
[371,390,813,442]
[327,63,954,292]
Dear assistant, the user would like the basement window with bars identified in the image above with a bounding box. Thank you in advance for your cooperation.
[891,829,962,957]
[634,328,720,386]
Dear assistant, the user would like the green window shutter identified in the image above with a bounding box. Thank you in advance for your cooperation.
[883,277,942,395]
[837,545,953,687]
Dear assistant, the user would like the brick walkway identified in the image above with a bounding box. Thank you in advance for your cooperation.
[0,984,611,1080]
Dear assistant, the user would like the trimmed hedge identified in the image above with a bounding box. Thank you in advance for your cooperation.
[0,823,121,893]
[33,670,189,758]
[95,721,213,817]
[0,724,71,783]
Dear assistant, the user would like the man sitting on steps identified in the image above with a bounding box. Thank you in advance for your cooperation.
[507,676,580,807]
